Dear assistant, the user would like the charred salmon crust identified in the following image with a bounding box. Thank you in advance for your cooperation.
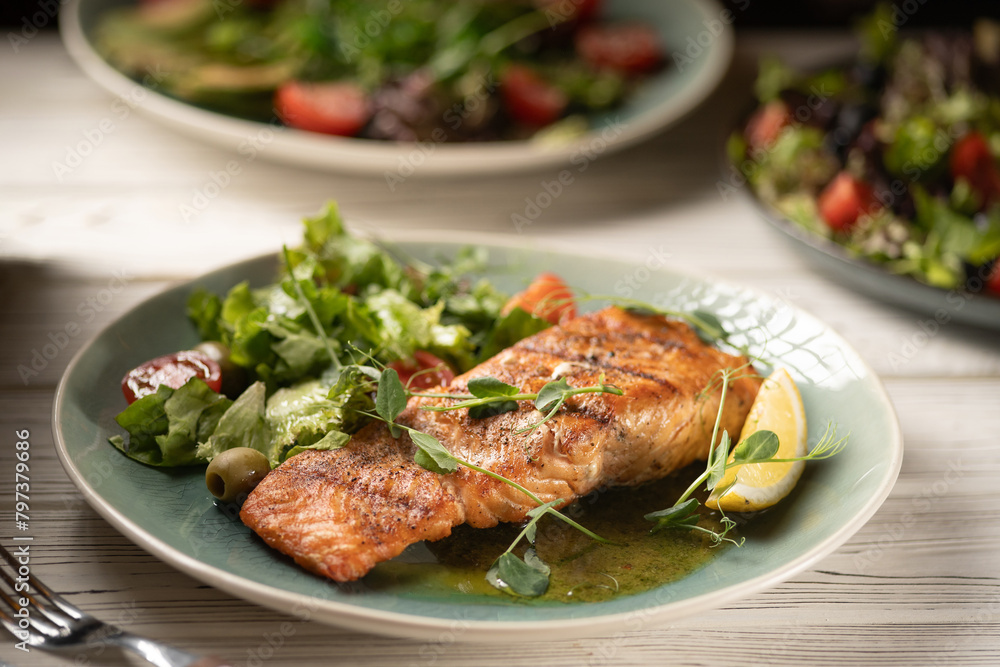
[241,307,760,582]
[239,430,465,582]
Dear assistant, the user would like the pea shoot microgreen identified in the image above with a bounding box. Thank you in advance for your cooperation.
[523,290,732,347]
[412,374,623,434]
[603,296,730,346]
[645,368,849,546]
[282,246,341,371]
[366,367,611,596]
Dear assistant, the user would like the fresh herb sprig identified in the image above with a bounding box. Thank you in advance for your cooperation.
[645,368,849,545]
[412,374,622,434]
[368,367,611,596]
[601,296,730,345]
[282,245,341,370]
[512,289,733,347]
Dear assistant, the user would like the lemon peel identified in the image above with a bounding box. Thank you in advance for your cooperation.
[706,367,807,513]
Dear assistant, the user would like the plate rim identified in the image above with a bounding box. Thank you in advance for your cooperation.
[59,0,734,176]
[51,230,903,643]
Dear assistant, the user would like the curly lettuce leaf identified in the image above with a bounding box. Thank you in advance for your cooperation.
[209,278,345,386]
[111,376,359,469]
[366,289,475,369]
[301,202,414,296]
[187,288,223,342]
[109,379,231,467]
[326,364,378,434]
[197,381,272,462]
[443,277,508,337]
[265,379,350,466]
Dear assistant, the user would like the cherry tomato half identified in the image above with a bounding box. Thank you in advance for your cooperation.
[575,23,663,74]
[986,261,1000,297]
[122,350,222,404]
[389,351,455,391]
[500,65,568,127]
[274,81,371,137]
[744,100,791,151]
[950,131,1000,208]
[502,272,577,325]
[818,172,880,233]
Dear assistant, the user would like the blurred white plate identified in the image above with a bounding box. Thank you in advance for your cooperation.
[61,0,733,175]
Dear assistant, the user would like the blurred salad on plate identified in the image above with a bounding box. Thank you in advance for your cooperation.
[93,0,664,142]
[729,5,1000,301]
[62,0,732,174]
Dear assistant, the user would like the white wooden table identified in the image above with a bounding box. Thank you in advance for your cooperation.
[2,30,1000,667]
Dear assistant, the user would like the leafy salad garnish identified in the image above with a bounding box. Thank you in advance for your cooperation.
[111,202,536,467]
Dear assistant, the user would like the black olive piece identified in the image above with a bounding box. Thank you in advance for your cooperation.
[965,259,997,293]
[894,191,917,220]
[825,103,879,163]
[778,88,840,130]
[851,60,887,93]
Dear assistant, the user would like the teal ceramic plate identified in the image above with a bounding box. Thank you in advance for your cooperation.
[53,236,902,642]
[60,0,732,176]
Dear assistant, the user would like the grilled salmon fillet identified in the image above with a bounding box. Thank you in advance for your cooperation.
[241,307,760,582]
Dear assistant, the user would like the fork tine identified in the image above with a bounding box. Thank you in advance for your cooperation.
[0,544,229,666]
[0,543,92,646]
[0,572,70,645]
[0,544,86,623]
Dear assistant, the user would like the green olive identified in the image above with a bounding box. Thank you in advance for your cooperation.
[205,447,270,503]
[193,341,248,398]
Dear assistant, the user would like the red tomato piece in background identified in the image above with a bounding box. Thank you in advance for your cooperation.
[389,351,455,390]
[818,172,880,233]
[502,272,577,325]
[950,131,1000,207]
[986,261,1000,297]
[744,100,791,151]
[575,23,662,74]
[275,81,371,137]
[500,65,568,127]
[122,351,222,404]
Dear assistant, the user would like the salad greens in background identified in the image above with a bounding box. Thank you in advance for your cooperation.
[109,202,551,468]
[730,4,1000,296]
[94,0,662,141]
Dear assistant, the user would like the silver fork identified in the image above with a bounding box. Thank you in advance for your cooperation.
[0,543,231,667]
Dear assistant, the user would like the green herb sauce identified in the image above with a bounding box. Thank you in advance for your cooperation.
[361,466,730,603]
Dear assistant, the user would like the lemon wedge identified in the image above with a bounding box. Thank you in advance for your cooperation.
[706,367,807,513]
